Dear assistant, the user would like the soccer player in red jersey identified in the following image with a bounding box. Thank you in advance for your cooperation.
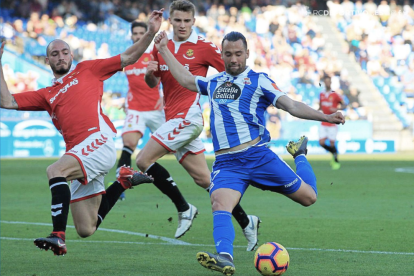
[0,9,163,256]
[115,21,165,200]
[318,76,346,170]
[137,0,260,250]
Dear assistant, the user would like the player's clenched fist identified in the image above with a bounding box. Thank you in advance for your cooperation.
[146,54,159,75]
[154,31,169,49]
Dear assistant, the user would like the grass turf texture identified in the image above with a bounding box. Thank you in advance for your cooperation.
[1,153,414,276]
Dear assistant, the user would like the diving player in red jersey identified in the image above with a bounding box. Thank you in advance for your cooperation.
[136,0,260,251]
[318,76,346,170]
[115,21,165,200]
[0,9,164,256]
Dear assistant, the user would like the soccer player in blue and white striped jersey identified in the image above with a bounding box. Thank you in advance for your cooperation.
[154,30,345,275]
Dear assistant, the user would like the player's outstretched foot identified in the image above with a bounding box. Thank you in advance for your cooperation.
[175,203,198,239]
[286,135,308,158]
[331,160,341,170]
[34,232,67,256]
[243,215,261,251]
[196,251,235,276]
[117,165,153,189]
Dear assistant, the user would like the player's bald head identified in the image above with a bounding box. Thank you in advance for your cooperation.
[46,39,71,57]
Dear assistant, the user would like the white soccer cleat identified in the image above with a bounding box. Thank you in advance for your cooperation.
[175,203,198,239]
[243,215,261,251]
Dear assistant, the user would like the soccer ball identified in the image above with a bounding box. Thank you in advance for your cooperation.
[254,242,289,275]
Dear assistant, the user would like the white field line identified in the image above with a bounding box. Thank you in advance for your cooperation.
[395,167,414,174]
[2,220,414,256]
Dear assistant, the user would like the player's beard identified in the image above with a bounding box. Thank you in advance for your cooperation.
[226,63,245,76]
[52,59,73,75]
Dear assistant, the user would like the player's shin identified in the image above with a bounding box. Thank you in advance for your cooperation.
[96,182,124,228]
[295,155,317,195]
[49,177,70,237]
[232,203,249,229]
[146,162,189,212]
[213,211,235,258]
[117,146,133,170]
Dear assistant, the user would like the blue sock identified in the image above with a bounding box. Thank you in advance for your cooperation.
[295,155,317,195]
[213,211,234,257]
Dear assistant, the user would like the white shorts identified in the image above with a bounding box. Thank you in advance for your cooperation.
[319,125,338,141]
[66,132,117,203]
[122,109,165,136]
[152,117,205,163]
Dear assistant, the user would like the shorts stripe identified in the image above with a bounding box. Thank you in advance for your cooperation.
[122,130,143,137]
[70,191,105,203]
[151,136,175,153]
[178,149,206,163]
[66,153,88,185]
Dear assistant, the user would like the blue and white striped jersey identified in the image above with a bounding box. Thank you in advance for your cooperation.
[195,67,286,152]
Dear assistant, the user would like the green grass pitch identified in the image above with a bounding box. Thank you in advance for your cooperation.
[1,153,414,275]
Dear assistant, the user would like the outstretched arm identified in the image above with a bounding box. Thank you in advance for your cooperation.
[120,9,164,68]
[0,42,18,109]
[276,95,345,125]
[154,31,198,92]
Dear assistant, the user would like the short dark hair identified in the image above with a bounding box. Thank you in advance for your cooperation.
[222,32,248,50]
[169,0,196,17]
[131,21,147,33]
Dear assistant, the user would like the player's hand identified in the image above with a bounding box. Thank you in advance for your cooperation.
[147,9,164,35]
[154,31,168,50]
[327,111,345,125]
[146,54,158,75]
[0,41,5,59]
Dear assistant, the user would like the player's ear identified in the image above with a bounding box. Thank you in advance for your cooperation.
[45,56,49,65]
[246,49,249,59]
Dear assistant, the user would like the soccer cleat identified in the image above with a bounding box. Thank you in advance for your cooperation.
[286,135,308,158]
[34,232,67,256]
[116,165,154,189]
[243,215,261,251]
[175,203,198,239]
[196,251,235,276]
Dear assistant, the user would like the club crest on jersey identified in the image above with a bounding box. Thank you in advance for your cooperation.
[141,57,150,65]
[183,49,195,60]
[243,78,251,85]
[213,82,242,104]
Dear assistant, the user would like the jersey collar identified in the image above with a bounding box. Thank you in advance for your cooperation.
[167,28,198,44]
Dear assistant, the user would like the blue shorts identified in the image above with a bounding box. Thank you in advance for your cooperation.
[209,146,302,196]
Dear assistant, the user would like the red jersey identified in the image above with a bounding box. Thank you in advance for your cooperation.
[152,31,225,121]
[124,51,161,111]
[14,55,122,150]
[319,91,343,126]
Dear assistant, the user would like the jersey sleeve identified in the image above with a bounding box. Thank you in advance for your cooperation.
[205,43,225,72]
[84,55,122,81]
[195,76,209,96]
[13,89,49,111]
[259,74,286,106]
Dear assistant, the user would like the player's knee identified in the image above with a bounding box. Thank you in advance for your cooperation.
[135,155,148,172]
[193,176,210,189]
[123,140,137,151]
[76,225,96,238]
[46,164,62,179]
[301,193,317,207]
